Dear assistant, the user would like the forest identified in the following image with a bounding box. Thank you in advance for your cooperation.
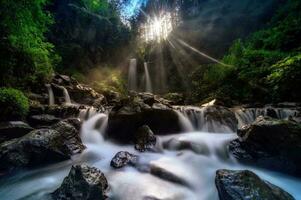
[0,0,301,199]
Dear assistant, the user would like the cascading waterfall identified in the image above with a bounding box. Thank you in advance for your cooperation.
[128,58,138,91]
[1,113,301,200]
[234,107,299,127]
[45,84,55,106]
[175,106,234,133]
[144,62,153,92]
[60,86,71,104]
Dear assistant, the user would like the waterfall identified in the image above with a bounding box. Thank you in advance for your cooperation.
[234,107,299,127]
[144,62,153,92]
[46,84,55,106]
[80,113,108,145]
[60,86,71,104]
[175,110,194,132]
[128,59,137,91]
[175,106,234,133]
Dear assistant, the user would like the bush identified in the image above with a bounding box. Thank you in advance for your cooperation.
[0,88,29,121]
[268,54,301,102]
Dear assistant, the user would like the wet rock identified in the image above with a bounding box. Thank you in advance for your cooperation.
[229,116,301,176]
[28,114,60,127]
[203,106,238,132]
[53,74,72,85]
[134,125,157,152]
[0,122,85,171]
[62,118,82,131]
[51,121,85,154]
[52,165,108,200]
[29,104,82,120]
[110,151,138,169]
[107,97,181,143]
[163,93,185,105]
[0,121,33,143]
[150,165,189,187]
[215,169,295,200]
[68,84,103,106]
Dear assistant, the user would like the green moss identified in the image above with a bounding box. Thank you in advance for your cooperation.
[0,88,29,121]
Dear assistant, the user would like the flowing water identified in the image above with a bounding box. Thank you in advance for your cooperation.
[46,84,55,106]
[144,62,153,93]
[1,110,301,200]
[128,59,138,91]
[59,86,71,105]
[234,107,299,127]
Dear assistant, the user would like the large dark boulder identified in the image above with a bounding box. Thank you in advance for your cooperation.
[0,121,85,172]
[229,116,301,176]
[0,121,33,143]
[134,125,157,152]
[110,151,138,169]
[52,165,108,200]
[215,169,295,200]
[107,96,182,143]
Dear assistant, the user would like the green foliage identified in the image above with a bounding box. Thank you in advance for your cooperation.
[190,0,301,104]
[268,54,301,101]
[0,0,57,88]
[0,88,29,121]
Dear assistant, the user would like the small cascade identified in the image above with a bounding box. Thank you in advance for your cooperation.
[128,58,138,91]
[175,106,234,133]
[80,113,108,145]
[45,84,55,106]
[78,106,103,121]
[60,86,71,104]
[144,62,153,92]
[175,110,194,132]
[234,107,299,127]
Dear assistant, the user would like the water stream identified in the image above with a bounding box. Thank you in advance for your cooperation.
[144,62,153,93]
[59,86,71,105]
[128,59,138,91]
[1,110,301,200]
[46,84,55,106]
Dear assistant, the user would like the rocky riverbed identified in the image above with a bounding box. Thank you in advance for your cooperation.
[0,74,301,200]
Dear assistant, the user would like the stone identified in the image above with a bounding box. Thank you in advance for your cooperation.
[229,116,301,176]
[215,169,295,200]
[0,121,33,143]
[52,165,108,200]
[0,122,85,172]
[28,114,60,127]
[110,151,138,169]
[134,125,157,152]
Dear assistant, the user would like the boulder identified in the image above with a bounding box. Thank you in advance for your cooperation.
[0,122,85,172]
[110,151,138,169]
[62,118,82,131]
[202,105,238,132]
[229,116,301,176]
[163,93,185,105]
[29,104,83,119]
[52,165,108,200]
[134,125,157,152]
[215,169,295,200]
[107,98,181,143]
[67,84,104,106]
[0,121,33,143]
[28,114,60,127]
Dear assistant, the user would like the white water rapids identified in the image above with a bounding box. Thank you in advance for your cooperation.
[0,111,301,200]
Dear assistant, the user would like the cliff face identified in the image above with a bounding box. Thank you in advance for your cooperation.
[174,0,285,58]
[47,0,130,71]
